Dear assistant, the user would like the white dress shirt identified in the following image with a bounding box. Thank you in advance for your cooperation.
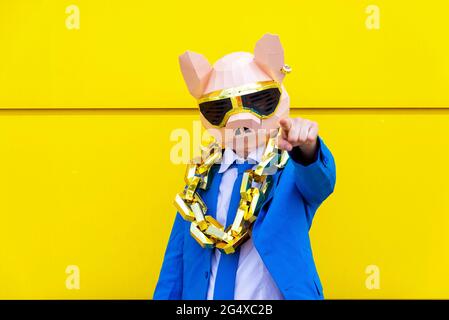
[206,147,284,300]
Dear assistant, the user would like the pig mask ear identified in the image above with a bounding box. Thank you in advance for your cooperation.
[254,33,286,83]
[179,51,213,99]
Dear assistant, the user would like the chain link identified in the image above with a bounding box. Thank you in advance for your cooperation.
[174,134,289,254]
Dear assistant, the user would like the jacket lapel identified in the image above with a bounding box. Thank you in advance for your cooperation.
[260,166,285,211]
[197,164,223,219]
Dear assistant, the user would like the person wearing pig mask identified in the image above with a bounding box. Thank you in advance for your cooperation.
[154,34,336,300]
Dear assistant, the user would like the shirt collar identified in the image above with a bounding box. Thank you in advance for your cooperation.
[218,145,265,174]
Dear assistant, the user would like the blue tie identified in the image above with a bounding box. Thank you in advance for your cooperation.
[213,161,254,300]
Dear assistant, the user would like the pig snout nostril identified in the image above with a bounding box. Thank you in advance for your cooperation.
[234,127,254,136]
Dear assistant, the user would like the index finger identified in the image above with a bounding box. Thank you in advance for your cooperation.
[279,118,292,132]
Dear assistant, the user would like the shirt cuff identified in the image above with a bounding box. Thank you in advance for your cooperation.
[288,137,322,167]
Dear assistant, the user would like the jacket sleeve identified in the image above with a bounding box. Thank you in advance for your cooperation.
[153,213,186,300]
[288,137,336,220]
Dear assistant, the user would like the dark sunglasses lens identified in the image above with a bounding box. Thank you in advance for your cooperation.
[199,98,233,126]
[241,88,281,116]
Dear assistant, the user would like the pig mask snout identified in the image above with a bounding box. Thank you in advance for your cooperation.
[225,113,261,130]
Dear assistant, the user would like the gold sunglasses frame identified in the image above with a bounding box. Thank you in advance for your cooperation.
[197,80,282,128]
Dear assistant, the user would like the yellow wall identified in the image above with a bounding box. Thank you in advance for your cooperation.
[0,0,449,298]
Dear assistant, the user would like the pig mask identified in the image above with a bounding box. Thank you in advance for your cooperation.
[179,33,291,152]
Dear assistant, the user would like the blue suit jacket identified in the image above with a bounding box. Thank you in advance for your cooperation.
[154,137,336,300]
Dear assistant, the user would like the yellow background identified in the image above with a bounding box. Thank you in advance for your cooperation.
[0,0,449,298]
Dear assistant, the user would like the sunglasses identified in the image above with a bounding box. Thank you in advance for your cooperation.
[197,81,282,128]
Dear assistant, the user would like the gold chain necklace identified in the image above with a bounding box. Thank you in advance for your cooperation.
[174,135,289,254]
